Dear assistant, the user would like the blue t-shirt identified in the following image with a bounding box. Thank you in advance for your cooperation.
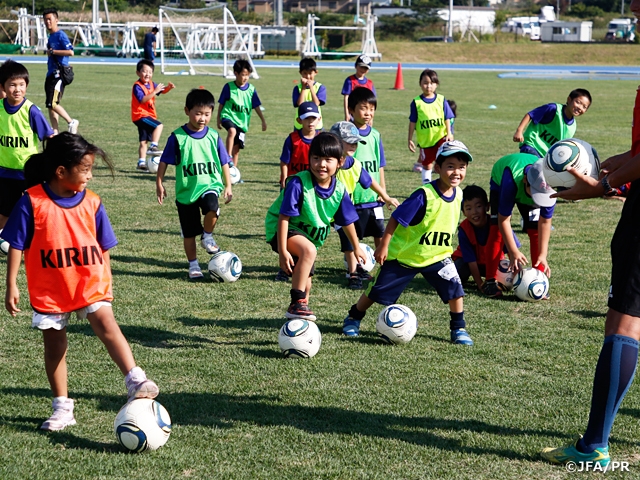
[528,103,574,127]
[46,30,73,76]
[292,82,327,107]
[341,76,377,96]
[392,181,455,227]
[489,168,555,219]
[409,95,455,123]
[143,32,156,57]
[279,175,358,227]
[160,125,231,166]
[3,183,117,251]
[280,130,315,165]
[133,81,159,103]
[218,83,262,109]
[341,155,373,189]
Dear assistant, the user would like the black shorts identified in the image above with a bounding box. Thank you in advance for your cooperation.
[609,187,640,317]
[221,119,245,149]
[489,189,539,231]
[268,230,315,277]
[176,192,220,239]
[0,177,26,217]
[134,118,162,142]
[44,74,64,108]
[337,206,385,251]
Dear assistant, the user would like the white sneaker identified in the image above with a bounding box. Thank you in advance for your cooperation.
[201,236,219,254]
[68,119,79,134]
[136,159,148,171]
[41,398,76,431]
[188,264,204,280]
[125,367,159,400]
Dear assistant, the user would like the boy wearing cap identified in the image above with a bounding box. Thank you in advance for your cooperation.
[342,54,376,122]
[331,121,399,289]
[481,153,556,298]
[279,102,321,189]
[343,140,474,346]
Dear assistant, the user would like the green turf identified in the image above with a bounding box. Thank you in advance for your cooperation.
[0,62,638,479]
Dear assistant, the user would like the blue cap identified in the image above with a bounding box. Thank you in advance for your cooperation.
[298,102,321,120]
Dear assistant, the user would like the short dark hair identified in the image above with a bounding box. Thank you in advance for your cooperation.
[309,132,343,161]
[136,59,154,73]
[299,57,317,73]
[348,87,377,111]
[419,68,439,85]
[233,59,252,74]
[447,99,457,116]
[151,27,159,33]
[42,8,58,18]
[186,88,215,111]
[569,88,592,104]
[462,185,488,207]
[0,60,29,87]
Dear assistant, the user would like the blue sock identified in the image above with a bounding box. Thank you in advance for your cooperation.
[449,311,465,331]
[579,334,638,452]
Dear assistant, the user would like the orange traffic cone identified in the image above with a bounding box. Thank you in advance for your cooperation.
[393,63,404,90]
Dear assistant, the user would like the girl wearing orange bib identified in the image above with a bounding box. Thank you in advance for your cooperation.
[3,133,159,432]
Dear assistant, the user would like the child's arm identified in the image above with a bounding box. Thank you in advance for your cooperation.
[498,213,527,271]
[216,105,223,130]
[513,113,532,143]
[277,214,295,275]
[342,223,366,266]
[5,247,22,316]
[254,106,267,131]
[369,178,399,209]
[374,217,399,265]
[468,261,484,290]
[279,162,288,190]
[161,82,175,94]
[141,83,167,105]
[305,81,321,106]
[156,161,168,205]
[221,163,233,204]
[445,119,454,141]
[343,95,350,122]
[408,122,417,153]
[535,217,552,277]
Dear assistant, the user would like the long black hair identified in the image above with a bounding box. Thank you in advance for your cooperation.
[24,133,112,188]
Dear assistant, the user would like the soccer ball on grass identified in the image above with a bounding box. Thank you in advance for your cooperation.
[376,304,418,345]
[114,399,172,452]
[513,267,550,302]
[208,251,242,282]
[278,319,322,358]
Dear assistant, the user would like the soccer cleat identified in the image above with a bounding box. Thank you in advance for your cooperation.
[285,299,316,321]
[188,265,204,280]
[147,145,163,155]
[348,273,363,290]
[451,328,474,345]
[412,163,423,173]
[541,436,610,467]
[125,367,159,400]
[201,235,220,254]
[356,265,373,282]
[481,279,502,298]
[136,159,148,171]
[67,119,79,134]
[342,316,361,337]
[41,398,76,431]
[274,269,289,282]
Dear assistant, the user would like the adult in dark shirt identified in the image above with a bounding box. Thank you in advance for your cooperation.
[143,27,158,61]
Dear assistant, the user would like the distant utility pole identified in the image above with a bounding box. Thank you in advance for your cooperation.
[622,0,625,15]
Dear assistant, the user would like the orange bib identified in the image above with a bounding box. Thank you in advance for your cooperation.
[131,80,156,122]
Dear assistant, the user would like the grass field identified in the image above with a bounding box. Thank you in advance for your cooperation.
[0,61,639,479]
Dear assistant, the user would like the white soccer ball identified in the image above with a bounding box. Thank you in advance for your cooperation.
[147,156,160,174]
[208,251,242,283]
[343,242,376,273]
[114,399,172,452]
[278,319,322,358]
[376,304,418,345]
[542,138,599,189]
[229,165,241,185]
[496,259,514,292]
[0,229,8,255]
[513,267,550,302]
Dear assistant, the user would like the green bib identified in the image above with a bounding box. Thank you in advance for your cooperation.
[352,127,381,205]
[174,126,224,205]
[387,183,461,268]
[490,153,538,206]
[294,82,323,131]
[521,103,577,157]
[414,94,446,148]
[265,171,345,249]
[220,82,255,132]
[336,156,363,199]
[0,99,40,171]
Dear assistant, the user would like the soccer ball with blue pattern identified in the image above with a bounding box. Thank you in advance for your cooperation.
[496,259,514,292]
[513,267,549,302]
[542,138,600,189]
[229,165,241,185]
[278,319,322,358]
[208,251,242,282]
[114,399,172,452]
[343,242,376,273]
[376,304,418,345]
[146,156,160,174]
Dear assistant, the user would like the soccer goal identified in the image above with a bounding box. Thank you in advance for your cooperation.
[159,5,262,78]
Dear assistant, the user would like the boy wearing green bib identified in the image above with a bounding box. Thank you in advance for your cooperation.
[157,89,233,280]
[513,88,591,158]
[266,133,365,321]
[343,141,474,345]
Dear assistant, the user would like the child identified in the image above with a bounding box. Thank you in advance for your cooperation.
[447,99,457,135]
[131,59,175,171]
[265,132,365,320]
[293,58,326,132]
[279,101,321,189]
[217,59,267,170]
[408,69,455,184]
[331,121,399,290]
[342,54,376,122]
[481,153,556,298]
[0,60,54,251]
[3,133,159,431]
[156,89,233,280]
[513,88,592,158]
[452,185,520,290]
[342,140,473,345]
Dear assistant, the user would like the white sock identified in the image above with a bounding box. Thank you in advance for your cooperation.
[150,142,158,148]
[138,158,145,163]
[203,231,213,238]
[189,259,199,269]
[125,366,145,383]
[421,169,432,184]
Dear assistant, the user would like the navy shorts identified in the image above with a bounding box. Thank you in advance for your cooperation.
[44,73,64,108]
[176,192,220,238]
[0,177,26,217]
[268,230,315,276]
[366,258,464,306]
[337,206,385,251]
[221,119,245,149]
[489,189,539,231]
[134,117,162,142]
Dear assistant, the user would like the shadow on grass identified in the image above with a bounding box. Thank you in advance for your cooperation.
[124,229,179,236]
[569,310,606,319]
[111,255,184,270]
[176,315,283,331]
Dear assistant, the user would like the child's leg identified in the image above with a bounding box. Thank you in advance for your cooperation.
[151,123,163,146]
[138,140,148,159]
[448,297,472,345]
[421,163,433,184]
[0,214,8,230]
[287,235,316,294]
[184,237,197,262]
[203,210,218,235]
[232,145,240,167]
[344,251,358,273]
[85,306,135,375]
[42,328,69,398]
[225,128,237,164]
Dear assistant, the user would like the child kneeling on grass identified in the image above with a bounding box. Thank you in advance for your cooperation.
[343,140,474,345]
[265,132,365,321]
[3,133,159,431]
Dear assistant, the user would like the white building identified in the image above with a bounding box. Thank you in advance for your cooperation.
[437,7,496,35]
[541,21,592,42]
